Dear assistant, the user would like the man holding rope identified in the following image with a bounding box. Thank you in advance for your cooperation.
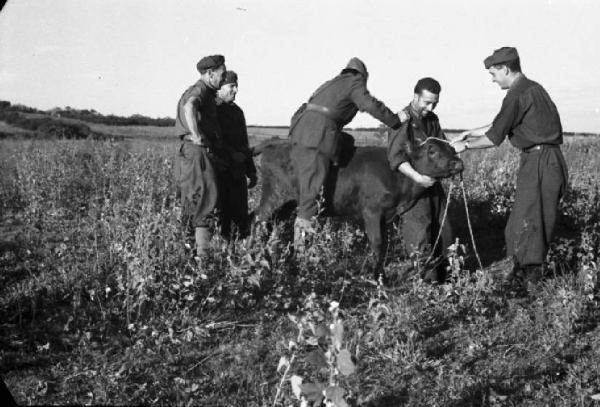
[452,47,568,288]
[388,77,454,283]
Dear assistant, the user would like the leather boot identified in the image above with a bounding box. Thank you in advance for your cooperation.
[194,227,210,258]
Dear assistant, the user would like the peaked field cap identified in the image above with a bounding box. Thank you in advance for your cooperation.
[484,47,519,69]
[197,55,225,72]
[222,70,238,85]
[345,57,368,76]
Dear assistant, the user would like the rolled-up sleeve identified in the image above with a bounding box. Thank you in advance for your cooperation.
[485,93,525,146]
[350,81,401,129]
[387,120,411,170]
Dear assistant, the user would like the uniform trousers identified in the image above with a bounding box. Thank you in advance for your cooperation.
[174,142,219,229]
[291,143,331,220]
[506,145,568,266]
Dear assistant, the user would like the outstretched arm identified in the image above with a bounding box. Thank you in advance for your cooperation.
[451,124,495,152]
[350,80,403,129]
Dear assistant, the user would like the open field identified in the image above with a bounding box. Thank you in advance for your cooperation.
[1,124,600,406]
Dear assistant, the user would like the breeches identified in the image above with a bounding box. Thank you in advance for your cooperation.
[506,146,568,266]
[174,142,219,229]
[291,144,331,220]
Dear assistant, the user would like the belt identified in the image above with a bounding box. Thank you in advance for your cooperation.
[305,103,336,120]
[521,144,559,153]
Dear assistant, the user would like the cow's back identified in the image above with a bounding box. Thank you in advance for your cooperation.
[256,142,416,221]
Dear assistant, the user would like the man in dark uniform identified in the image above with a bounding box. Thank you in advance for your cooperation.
[215,70,258,240]
[452,47,568,286]
[290,57,406,250]
[387,77,453,282]
[174,55,227,258]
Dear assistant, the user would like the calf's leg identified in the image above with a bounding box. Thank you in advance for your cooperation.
[362,208,385,280]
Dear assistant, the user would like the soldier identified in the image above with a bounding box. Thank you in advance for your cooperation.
[387,77,453,282]
[215,71,258,240]
[452,47,568,287]
[290,57,406,250]
[174,55,227,258]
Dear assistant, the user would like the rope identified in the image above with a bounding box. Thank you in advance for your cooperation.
[425,177,484,272]
[459,179,485,272]
[417,136,454,147]
[426,181,455,265]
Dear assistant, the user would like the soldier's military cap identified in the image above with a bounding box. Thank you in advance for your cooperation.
[345,57,368,77]
[484,47,519,69]
[196,55,225,73]
[222,70,238,86]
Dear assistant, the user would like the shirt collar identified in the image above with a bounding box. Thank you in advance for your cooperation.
[508,73,526,91]
[198,78,218,94]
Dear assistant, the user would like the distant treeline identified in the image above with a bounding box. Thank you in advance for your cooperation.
[0,101,120,140]
[0,100,175,127]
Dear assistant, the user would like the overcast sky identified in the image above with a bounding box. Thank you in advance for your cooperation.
[1,0,599,132]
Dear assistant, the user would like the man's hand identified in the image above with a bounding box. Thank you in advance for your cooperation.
[451,139,468,154]
[397,161,436,188]
[457,129,471,141]
[189,133,203,145]
[415,173,436,188]
[247,173,258,189]
[397,110,409,123]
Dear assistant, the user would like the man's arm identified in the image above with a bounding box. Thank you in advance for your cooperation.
[183,96,207,146]
[398,162,436,188]
[349,80,402,129]
[387,119,436,188]
[454,93,525,153]
[451,124,495,152]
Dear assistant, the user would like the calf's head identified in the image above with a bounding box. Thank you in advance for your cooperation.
[412,138,463,178]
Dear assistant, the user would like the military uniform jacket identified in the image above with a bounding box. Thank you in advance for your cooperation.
[485,75,563,149]
[290,72,401,158]
[174,79,222,150]
[387,104,446,171]
[216,100,257,179]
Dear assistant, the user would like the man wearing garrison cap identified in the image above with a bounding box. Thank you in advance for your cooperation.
[452,47,568,291]
[289,57,408,252]
[215,70,257,240]
[174,54,227,259]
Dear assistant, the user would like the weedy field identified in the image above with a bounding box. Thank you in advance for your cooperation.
[1,132,600,406]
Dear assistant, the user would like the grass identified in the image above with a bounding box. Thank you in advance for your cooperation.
[0,131,599,406]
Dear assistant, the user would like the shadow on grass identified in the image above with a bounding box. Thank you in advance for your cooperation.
[448,199,507,270]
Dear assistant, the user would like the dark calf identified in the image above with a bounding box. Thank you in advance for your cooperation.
[253,136,463,270]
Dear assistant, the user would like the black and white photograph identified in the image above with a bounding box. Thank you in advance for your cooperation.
[1,0,599,405]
